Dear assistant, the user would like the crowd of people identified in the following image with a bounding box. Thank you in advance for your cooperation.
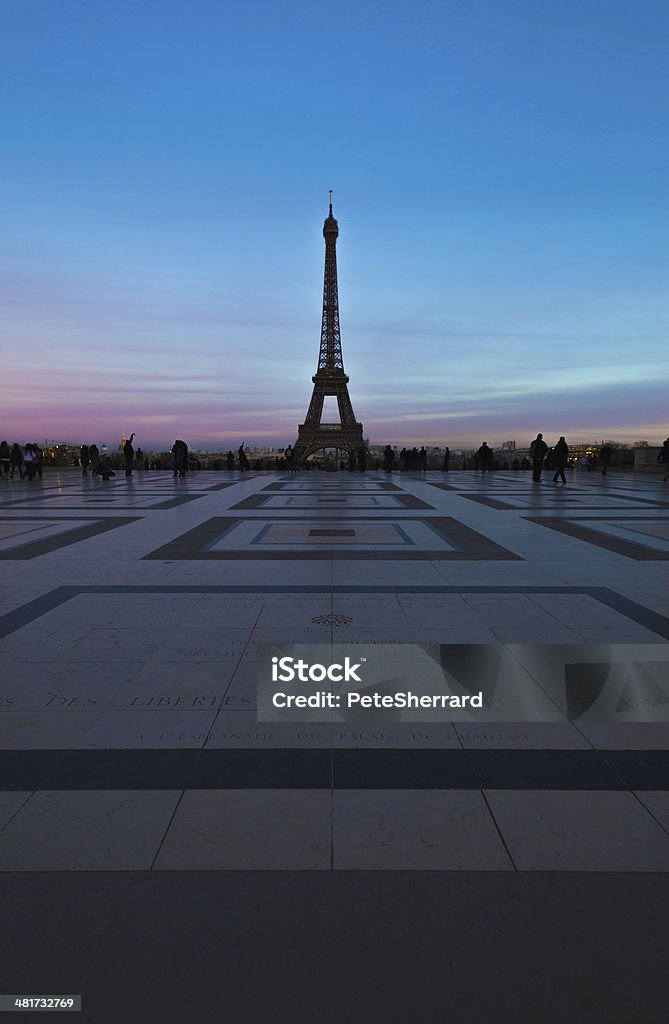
[0,442,44,480]
[3,435,668,482]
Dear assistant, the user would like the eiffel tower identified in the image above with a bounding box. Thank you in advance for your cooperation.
[293,194,365,463]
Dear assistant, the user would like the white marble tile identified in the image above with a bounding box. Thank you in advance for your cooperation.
[0,791,32,830]
[333,723,461,748]
[485,789,669,870]
[332,789,512,869]
[635,792,669,835]
[0,790,180,870]
[154,790,331,869]
[74,708,219,748]
[0,710,102,749]
[206,711,333,748]
[455,722,591,749]
[576,723,669,749]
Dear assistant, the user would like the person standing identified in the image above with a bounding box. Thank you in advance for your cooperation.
[599,443,612,477]
[80,445,90,476]
[530,433,548,482]
[442,446,451,472]
[0,441,10,479]
[10,443,23,480]
[172,439,188,478]
[285,444,295,473]
[657,438,669,482]
[123,433,135,478]
[476,441,493,474]
[89,444,100,477]
[383,445,394,472]
[23,444,35,481]
[552,436,569,484]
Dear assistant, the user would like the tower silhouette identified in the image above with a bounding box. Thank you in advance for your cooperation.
[293,195,365,463]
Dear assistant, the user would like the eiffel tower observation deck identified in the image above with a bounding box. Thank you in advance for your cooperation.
[293,194,365,463]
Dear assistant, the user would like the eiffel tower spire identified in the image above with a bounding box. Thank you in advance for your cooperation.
[293,196,365,463]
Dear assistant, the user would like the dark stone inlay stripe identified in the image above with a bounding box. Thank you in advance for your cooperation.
[526,517,669,560]
[0,517,141,560]
[309,529,356,537]
[44,749,202,790]
[1,748,667,791]
[148,494,207,510]
[0,583,666,638]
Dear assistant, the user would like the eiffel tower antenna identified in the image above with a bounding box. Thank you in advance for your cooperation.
[292,198,365,463]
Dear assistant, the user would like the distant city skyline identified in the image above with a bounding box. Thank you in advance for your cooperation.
[3,2,668,449]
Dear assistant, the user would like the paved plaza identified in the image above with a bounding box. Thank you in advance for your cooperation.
[1,466,668,874]
[2,465,669,1021]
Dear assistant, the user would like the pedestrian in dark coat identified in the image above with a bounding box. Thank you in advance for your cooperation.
[124,433,135,477]
[552,437,569,484]
[530,434,548,482]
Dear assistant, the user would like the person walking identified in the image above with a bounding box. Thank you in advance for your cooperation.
[123,433,135,478]
[599,443,612,477]
[476,441,493,474]
[552,436,569,484]
[80,445,90,477]
[530,433,548,482]
[657,438,669,482]
[442,446,451,472]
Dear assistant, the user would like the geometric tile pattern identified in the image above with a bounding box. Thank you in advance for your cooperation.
[1,467,669,874]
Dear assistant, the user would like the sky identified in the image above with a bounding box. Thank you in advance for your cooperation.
[2,0,668,449]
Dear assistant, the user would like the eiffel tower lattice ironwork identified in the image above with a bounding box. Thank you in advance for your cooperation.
[293,195,365,462]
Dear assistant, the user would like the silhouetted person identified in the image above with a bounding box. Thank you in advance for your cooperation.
[172,439,188,478]
[89,444,99,477]
[383,445,394,472]
[226,450,234,471]
[599,444,612,477]
[238,443,248,471]
[135,447,144,470]
[10,443,23,479]
[656,438,669,482]
[530,433,548,482]
[124,433,135,477]
[552,436,569,484]
[0,441,10,479]
[80,445,90,477]
[442,446,450,472]
[418,447,427,471]
[98,454,115,481]
[23,444,35,481]
[476,441,493,474]
[285,444,295,473]
[348,449,357,472]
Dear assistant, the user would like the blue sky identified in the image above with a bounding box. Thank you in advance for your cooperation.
[2,0,668,448]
